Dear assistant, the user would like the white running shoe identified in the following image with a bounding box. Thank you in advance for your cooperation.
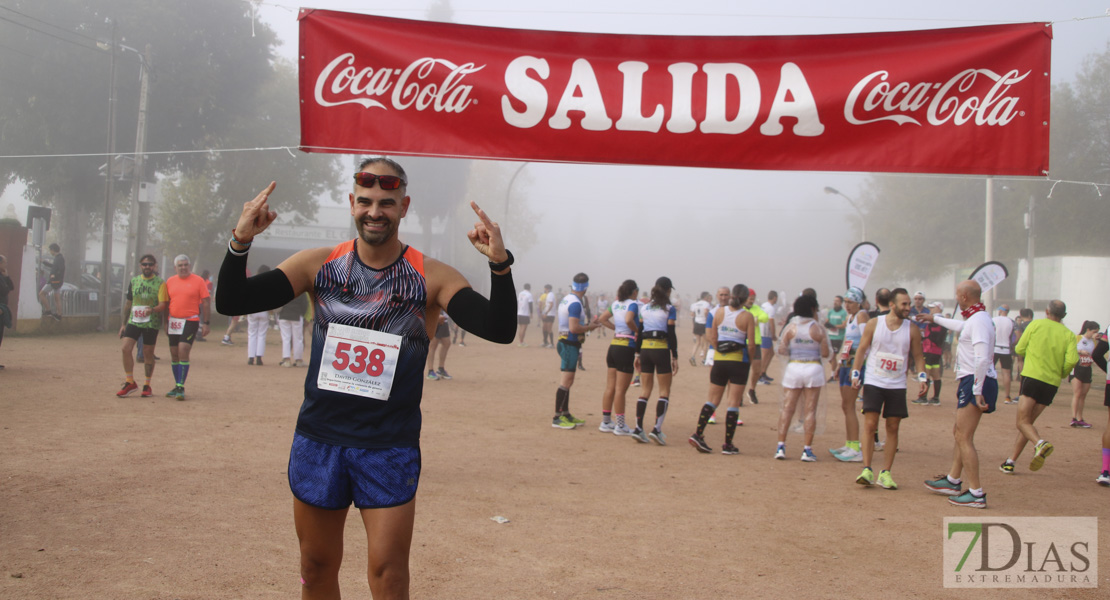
[612,424,633,436]
[835,448,863,462]
[598,421,615,433]
[774,447,786,460]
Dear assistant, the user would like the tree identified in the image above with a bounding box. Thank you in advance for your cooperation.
[0,0,281,276]
[855,41,1110,283]
[155,60,340,272]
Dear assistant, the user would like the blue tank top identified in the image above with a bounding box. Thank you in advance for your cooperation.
[297,241,429,449]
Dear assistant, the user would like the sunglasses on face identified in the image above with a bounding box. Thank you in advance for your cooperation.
[353,172,405,190]
[140,263,155,267]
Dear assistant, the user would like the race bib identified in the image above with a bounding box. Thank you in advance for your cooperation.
[838,339,854,362]
[131,305,152,324]
[317,322,402,401]
[1079,354,1093,367]
[168,317,186,335]
[873,351,905,375]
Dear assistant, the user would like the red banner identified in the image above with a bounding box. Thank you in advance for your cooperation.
[299,10,1051,175]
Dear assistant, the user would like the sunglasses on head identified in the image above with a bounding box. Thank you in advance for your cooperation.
[353,172,405,190]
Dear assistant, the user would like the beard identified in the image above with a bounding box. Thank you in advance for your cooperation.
[356,216,396,246]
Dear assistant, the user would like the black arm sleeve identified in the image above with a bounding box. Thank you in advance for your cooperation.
[667,322,678,358]
[215,247,296,316]
[446,270,516,344]
[1093,340,1108,373]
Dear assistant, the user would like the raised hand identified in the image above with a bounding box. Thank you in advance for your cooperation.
[233,182,279,244]
[465,201,508,263]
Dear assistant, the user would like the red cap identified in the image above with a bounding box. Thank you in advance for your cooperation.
[749,289,757,297]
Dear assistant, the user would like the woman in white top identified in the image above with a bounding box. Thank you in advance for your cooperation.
[1069,320,1100,428]
[775,295,830,461]
[598,280,640,436]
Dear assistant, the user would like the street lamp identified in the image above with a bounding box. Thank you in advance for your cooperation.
[504,161,530,244]
[824,186,866,243]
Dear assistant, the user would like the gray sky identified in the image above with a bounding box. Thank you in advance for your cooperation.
[6,1,1108,303]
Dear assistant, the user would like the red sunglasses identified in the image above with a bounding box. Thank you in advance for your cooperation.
[353,172,405,190]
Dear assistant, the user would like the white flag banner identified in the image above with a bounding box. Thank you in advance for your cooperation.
[969,260,1009,293]
[846,242,881,291]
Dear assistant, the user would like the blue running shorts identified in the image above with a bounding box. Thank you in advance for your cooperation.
[957,374,997,414]
[288,433,421,510]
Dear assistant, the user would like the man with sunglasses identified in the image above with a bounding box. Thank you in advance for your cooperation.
[216,157,517,599]
[116,255,166,397]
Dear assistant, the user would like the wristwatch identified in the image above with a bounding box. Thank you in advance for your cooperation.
[488,249,514,271]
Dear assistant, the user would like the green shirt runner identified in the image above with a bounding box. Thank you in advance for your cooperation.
[1014,318,1079,386]
[126,274,165,329]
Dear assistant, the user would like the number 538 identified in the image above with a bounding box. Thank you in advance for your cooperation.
[332,342,386,376]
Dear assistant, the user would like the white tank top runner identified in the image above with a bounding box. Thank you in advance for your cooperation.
[717,307,748,345]
[788,318,822,362]
[864,317,912,390]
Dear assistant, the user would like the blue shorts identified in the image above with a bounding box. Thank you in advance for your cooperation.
[956,374,997,414]
[761,336,773,350]
[288,433,421,510]
[838,363,865,388]
[557,340,580,372]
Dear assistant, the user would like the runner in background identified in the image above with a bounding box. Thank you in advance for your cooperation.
[632,277,679,445]
[830,287,869,463]
[689,291,712,366]
[598,279,639,437]
[1069,320,1100,428]
[774,294,829,462]
[824,295,848,383]
[992,305,1016,405]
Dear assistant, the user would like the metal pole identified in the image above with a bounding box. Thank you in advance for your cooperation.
[125,45,151,283]
[1025,194,1035,310]
[985,177,994,308]
[100,20,118,331]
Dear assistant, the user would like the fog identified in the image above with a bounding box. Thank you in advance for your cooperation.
[4,0,1107,307]
[253,0,1108,304]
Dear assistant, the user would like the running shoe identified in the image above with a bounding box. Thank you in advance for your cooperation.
[256,357,264,366]
[551,415,576,430]
[1076,420,1092,429]
[165,386,181,399]
[632,375,641,387]
[929,397,940,406]
[1029,441,1054,471]
[280,359,292,367]
[1003,397,1015,405]
[51,312,62,321]
[774,446,786,460]
[648,429,666,446]
[856,467,874,486]
[877,470,898,490]
[800,448,817,462]
[874,440,885,452]
[436,368,453,380]
[221,336,234,346]
[458,342,467,347]
[598,421,615,433]
[612,424,633,436]
[836,448,863,463]
[293,360,306,367]
[247,357,255,366]
[689,433,712,453]
[948,490,987,509]
[707,414,717,424]
[565,414,586,426]
[924,475,962,495]
[1097,471,1110,486]
[141,385,152,397]
[1070,419,1079,428]
[829,445,850,457]
[748,389,758,405]
[631,428,650,443]
[426,369,439,381]
[911,396,929,405]
[116,381,138,397]
[721,443,739,455]
[172,386,186,401]
[999,460,1015,474]
[689,356,696,367]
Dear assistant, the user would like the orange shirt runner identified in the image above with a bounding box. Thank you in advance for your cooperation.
[160,274,210,320]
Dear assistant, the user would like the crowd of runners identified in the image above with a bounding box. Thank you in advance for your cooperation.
[526,275,1109,510]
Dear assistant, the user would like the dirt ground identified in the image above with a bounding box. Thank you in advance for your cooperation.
[1,327,1108,599]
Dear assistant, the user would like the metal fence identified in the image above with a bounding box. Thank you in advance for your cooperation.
[59,288,121,317]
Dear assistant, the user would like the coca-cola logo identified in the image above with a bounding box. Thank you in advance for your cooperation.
[846,68,1029,127]
[314,53,484,113]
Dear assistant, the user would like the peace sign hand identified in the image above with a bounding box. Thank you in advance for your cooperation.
[466,201,508,264]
